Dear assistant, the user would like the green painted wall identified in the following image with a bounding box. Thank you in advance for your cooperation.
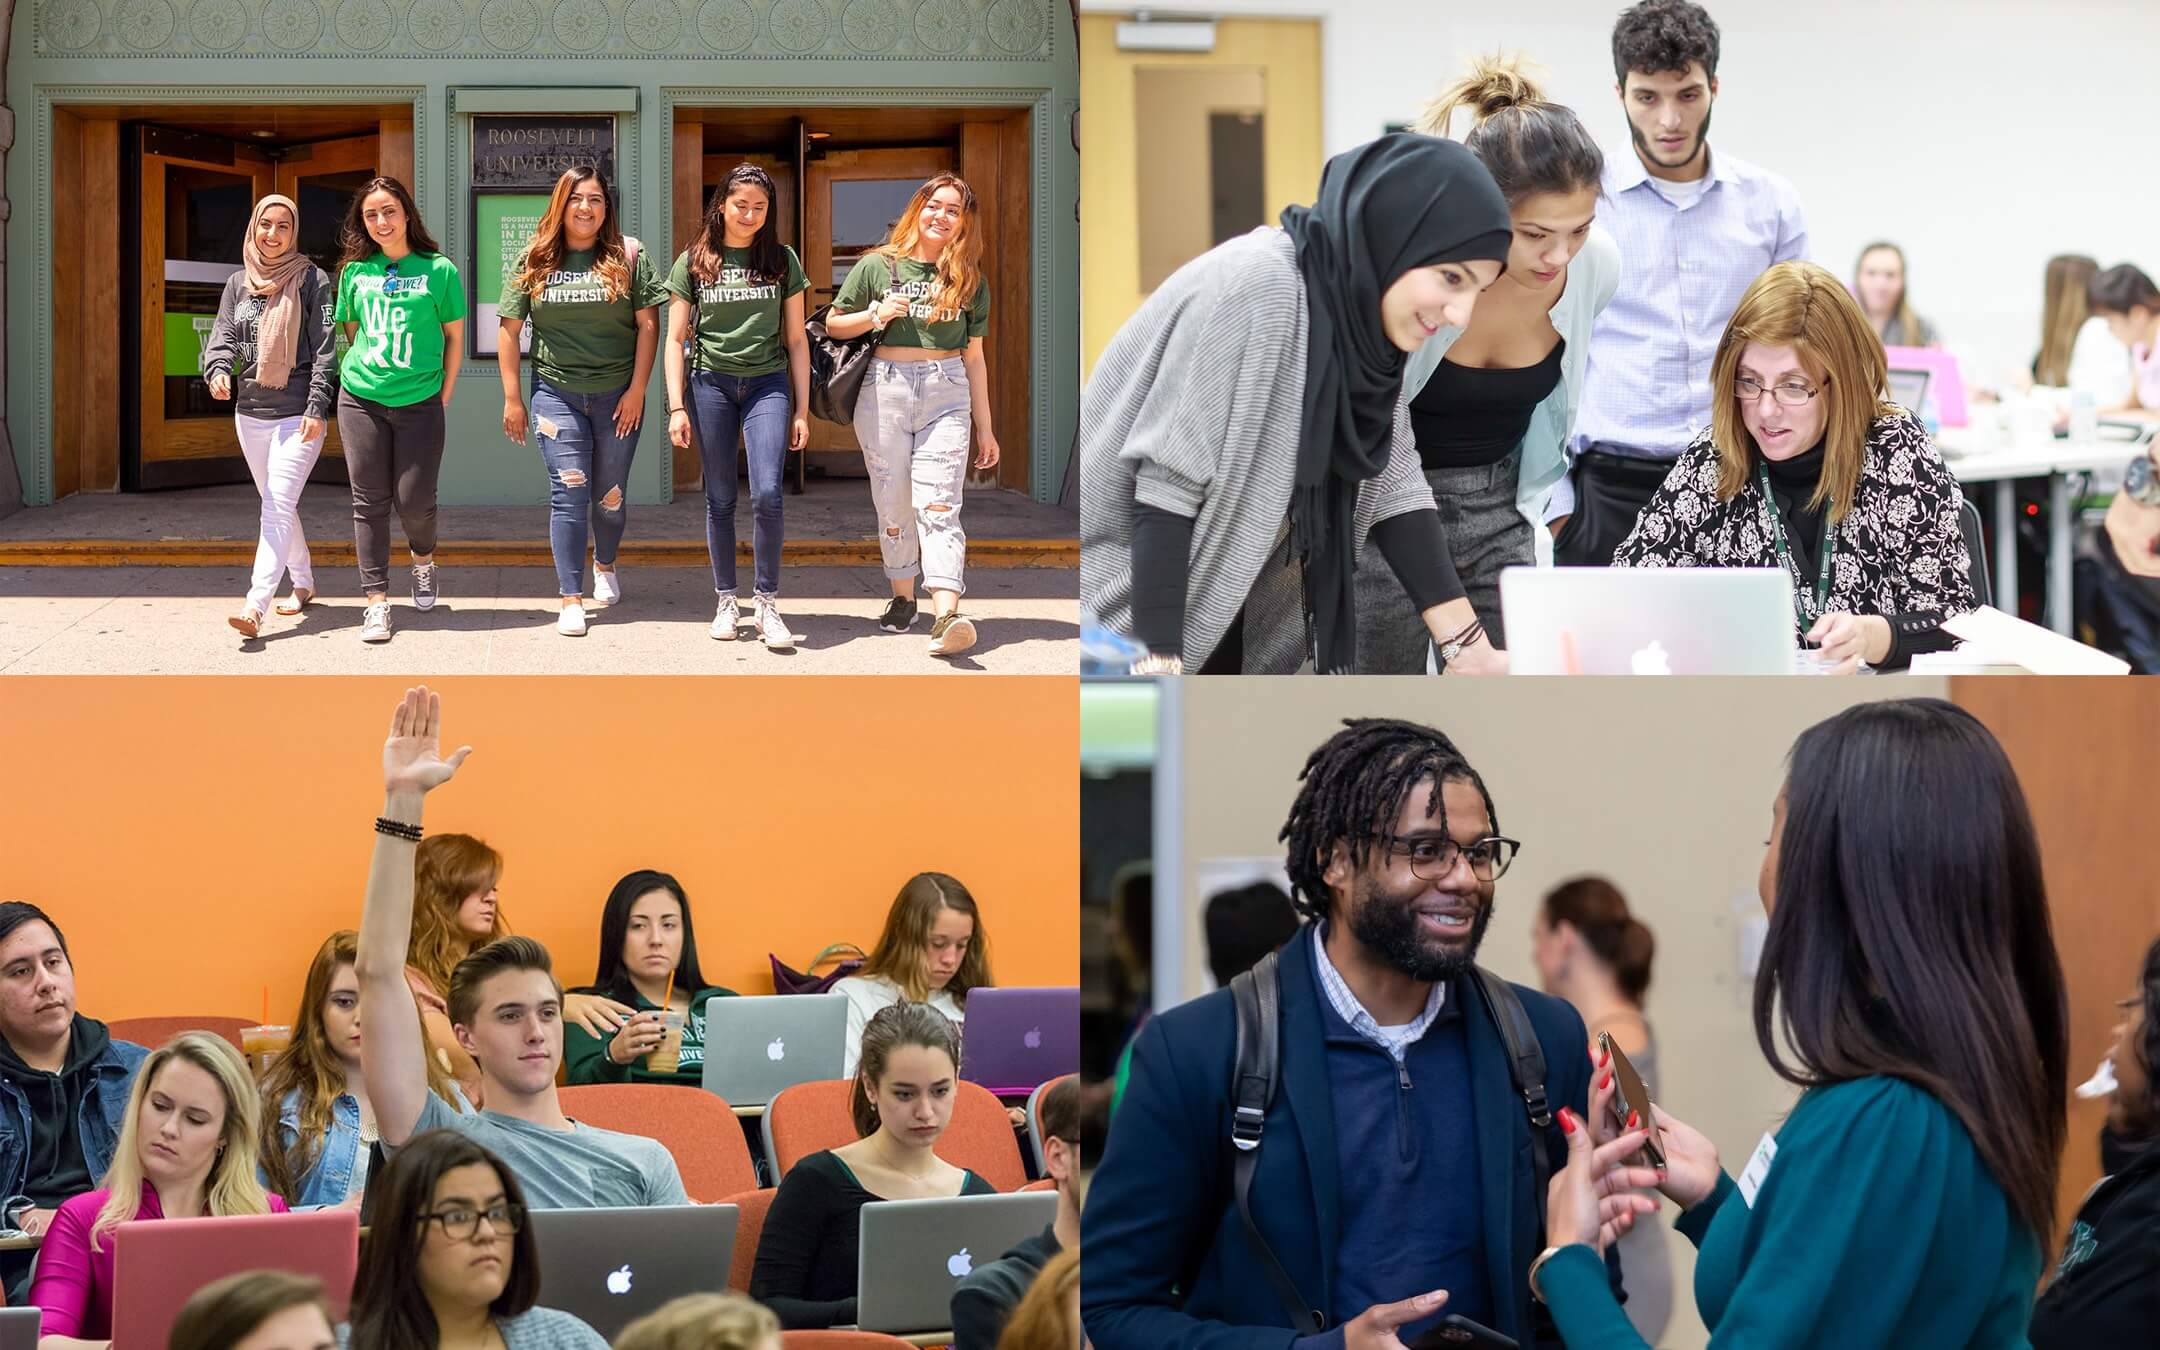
[7,0,1078,508]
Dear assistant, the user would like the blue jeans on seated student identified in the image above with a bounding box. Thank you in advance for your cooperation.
[530,378,641,598]
[690,369,792,597]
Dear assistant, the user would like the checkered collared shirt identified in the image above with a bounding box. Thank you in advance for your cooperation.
[1311,925,1445,1064]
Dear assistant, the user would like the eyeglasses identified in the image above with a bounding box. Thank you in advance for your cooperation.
[1733,375,1825,406]
[1380,835,1520,882]
[419,1202,524,1241]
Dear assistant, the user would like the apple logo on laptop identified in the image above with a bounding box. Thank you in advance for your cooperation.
[1023,1027,1041,1050]
[767,1037,785,1062]
[606,1265,634,1296]
[947,1248,972,1278]
[1629,640,1673,676]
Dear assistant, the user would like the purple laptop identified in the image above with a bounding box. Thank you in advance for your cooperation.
[960,987,1079,1095]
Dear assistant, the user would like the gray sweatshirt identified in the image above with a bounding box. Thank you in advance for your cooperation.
[201,265,337,421]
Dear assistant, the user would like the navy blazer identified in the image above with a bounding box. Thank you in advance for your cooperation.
[1082,924,1603,1350]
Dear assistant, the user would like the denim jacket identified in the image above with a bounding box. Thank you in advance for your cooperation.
[0,1034,149,1220]
[273,1089,364,1209]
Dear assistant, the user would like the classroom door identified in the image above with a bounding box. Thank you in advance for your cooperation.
[136,127,274,476]
[803,146,955,454]
[272,134,380,460]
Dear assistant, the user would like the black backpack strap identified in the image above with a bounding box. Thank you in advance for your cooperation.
[1229,951,1322,1336]
[1471,967,1555,1229]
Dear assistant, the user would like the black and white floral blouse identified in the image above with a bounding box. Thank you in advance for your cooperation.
[1612,407,1976,667]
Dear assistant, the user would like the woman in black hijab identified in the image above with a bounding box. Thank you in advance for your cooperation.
[1079,134,1514,674]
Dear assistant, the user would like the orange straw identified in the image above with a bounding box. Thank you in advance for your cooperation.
[661,969,674,1014]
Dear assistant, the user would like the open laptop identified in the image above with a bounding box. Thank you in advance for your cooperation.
[529,1204,738,1340]
[960,987,1080,1096]
[1501,567,1798,675]
[1883,345,1968,427]
[1885,366,1932,421]
[700,992,848,1107]
[111,1209,359,1347]
[0,1309,37,1350]
[855,1191,1058,1335]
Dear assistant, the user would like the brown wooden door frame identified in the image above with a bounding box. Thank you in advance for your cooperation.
[271,131,381,462]
[139,135,274,470]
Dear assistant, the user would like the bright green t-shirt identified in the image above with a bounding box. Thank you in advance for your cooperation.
[333,251,467,408]
[666,245,810,377]
[498,243,668,394]
[834,252,990,353]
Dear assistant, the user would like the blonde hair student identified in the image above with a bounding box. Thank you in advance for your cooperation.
[611,1292,780,1350]
[1613,260,1977,672]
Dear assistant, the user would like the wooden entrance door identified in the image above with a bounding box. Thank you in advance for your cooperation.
[803,146,955,454]
[272,133,380,460]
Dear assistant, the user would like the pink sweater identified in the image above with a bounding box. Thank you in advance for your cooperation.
[28,1180,290,1337]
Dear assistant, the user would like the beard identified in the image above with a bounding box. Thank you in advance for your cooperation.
[1345,874,1494,983]
[1629,103,1713,170]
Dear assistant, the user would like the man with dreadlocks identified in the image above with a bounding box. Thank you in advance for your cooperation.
[1084,718,1612,1350]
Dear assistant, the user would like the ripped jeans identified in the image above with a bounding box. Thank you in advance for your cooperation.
[852,356,971,595]
[530,377,642,598]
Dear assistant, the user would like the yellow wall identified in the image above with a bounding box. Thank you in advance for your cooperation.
[1079,15,1324,378]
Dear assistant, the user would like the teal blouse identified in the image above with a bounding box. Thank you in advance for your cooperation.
[1541,1076,2042,1348]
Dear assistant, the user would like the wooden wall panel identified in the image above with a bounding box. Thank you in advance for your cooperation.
[377,118,413,193]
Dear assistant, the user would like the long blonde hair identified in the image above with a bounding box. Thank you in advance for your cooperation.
[95,1033,272,1251]
[509,167,631,302]
[408,833,507,997]
[997,1247,1080,1350]
[859,871,993,1004]
[612,1292,779,1350]
[2036,254,2100,387]
[871,173,985,326]
[1709,262,1891,524]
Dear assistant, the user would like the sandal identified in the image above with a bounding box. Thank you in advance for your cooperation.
[228,607,262,639]
[274,588,312,616]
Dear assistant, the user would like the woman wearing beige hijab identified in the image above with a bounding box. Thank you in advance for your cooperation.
[203,193,338,638]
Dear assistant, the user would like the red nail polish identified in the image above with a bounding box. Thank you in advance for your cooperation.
[1600,1071,1612,1091]
[1558,1108,1576,1135]
[1599,1046,1609,1067]
[1627,1110,1640,1130]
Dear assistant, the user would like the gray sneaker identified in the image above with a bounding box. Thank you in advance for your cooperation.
[411,560,439,611]
[360,601,393,643]
[928,610,977,657]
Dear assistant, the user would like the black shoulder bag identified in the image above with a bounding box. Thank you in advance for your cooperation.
[806,301,878,425]
[1227,950,1555,1336]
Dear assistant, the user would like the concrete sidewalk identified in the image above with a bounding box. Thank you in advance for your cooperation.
[0,564,1078,674]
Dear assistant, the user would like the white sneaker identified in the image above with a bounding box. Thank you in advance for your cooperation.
[557,602,588,637]
[754,595,798,649]
[360,602,393,643]
[593,568,622,607]
[710,593,741,640]
[411,560,439,611]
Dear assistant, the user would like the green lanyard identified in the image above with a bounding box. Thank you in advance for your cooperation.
[1756,461,1835,626]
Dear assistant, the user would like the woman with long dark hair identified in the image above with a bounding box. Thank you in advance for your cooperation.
[1538,698,2070,1347]
[1080,135,1514,675]
[830,172,999,657]
[342,1130,603,1349]
[562,870,739,1086]
[333,176,465,644]
[664,163,812,649]
[204,192,336,639]
[257,930,464,1208]
[498,166,665,637]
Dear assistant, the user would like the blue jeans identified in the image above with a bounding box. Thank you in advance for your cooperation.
[530,378,641,598]
[690,369,792,596]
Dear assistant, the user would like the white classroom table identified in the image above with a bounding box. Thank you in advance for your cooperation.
[1934,429,2136,635]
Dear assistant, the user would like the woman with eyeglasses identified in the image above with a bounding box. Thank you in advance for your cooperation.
[333,176,467,646]
[1611,261,1976,672]
[341,1129,604,1349]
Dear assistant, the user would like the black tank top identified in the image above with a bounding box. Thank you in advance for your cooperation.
[1411,338,1566,471]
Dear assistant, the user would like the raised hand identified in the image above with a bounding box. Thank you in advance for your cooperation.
[382,686,472,798]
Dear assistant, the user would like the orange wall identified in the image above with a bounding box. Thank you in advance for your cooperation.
[0,677,1078,1023]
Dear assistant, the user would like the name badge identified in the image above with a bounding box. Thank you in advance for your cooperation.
[1735,1131,1778,1209]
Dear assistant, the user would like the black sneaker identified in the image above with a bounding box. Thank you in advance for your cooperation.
[878,596,919,633]
[928,610,978,657]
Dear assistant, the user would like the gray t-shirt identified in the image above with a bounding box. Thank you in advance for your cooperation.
[399,1091,690,1209]
[339,1307,607,1349]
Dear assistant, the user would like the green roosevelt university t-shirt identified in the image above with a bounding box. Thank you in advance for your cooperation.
[666,245,810,377]
[834,252,989,353]
[333,251,467,407]
[498,244,669,394]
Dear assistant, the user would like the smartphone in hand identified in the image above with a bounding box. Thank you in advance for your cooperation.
[1408,1314,1520,1349]
[1597,1030,1666,1170]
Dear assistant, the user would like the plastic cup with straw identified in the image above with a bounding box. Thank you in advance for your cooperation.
[241,985,290,1073]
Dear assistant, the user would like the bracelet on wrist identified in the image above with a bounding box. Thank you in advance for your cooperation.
[374,816,422,842]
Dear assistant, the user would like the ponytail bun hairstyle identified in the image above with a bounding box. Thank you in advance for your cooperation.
[1415,54,1605,208]
[1542,876,1654,1004]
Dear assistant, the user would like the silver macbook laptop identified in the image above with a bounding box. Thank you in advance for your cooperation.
[528,1204,738,1340]
[1501,566,1798,675]
[1885,366,1933,418]
[700,993,848,1107]
[855,1191,1058,1335]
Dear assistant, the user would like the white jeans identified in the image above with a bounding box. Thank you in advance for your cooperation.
[235,413,324,614]
[852,356,971,595]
